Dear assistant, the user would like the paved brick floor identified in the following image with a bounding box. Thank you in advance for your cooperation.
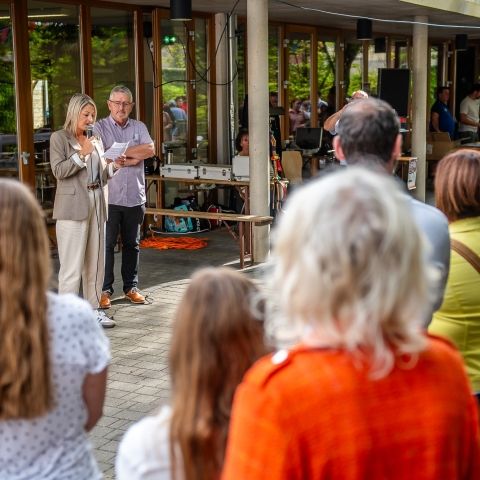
[80,230,250,478]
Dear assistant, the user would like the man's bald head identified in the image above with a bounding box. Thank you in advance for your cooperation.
[335,98,401,166]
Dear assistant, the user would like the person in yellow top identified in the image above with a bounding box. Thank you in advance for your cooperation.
[429,149,480,399]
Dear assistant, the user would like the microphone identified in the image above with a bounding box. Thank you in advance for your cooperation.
[86,124,94,139]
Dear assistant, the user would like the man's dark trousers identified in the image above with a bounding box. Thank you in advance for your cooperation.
[103,203,145,294]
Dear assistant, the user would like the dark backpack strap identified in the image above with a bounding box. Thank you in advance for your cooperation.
[451,239,480,274]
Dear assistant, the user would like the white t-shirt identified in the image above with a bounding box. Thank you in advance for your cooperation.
[459,95,480,133]
[116,406,183,480]
[0,292,110,480]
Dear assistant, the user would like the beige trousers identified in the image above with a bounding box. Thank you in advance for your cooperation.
[56,189,105,309]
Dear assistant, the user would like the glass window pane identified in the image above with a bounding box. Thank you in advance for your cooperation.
[0,6,18,179]
[91,8,135,119]
[368,44,386,96]
[195,18,208,162]
[394,41,409,69]
[29,1,81,209]
[161,19,188,162]
[317,39,336,126]
[344,42,362,96]
[268,26,280,95]
[237,23,246,128]
[287,32,311,135]
[429,46,439,108]
[143,13,154,137]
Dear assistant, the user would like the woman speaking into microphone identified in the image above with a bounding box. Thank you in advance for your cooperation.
[50,93,122,328]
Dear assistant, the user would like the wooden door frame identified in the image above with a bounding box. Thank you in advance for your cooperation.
[11,0,35,186]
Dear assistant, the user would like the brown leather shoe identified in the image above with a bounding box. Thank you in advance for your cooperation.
[125,288,145,304]
[100,291,111,309]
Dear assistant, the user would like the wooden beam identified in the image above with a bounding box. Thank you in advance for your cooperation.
[133,9,146,121]
[152,8,163,158]
[79,4,93,96]
[11,0,35,186]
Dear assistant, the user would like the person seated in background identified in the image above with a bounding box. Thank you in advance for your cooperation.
[0,179,110,479]
[222,168,480,480]
[458,83,480,143]
[162,106,174,141]
[269,91,282,158]
[288,98,308,135]
[428,149,480,404]
[176,95,188,113]
[317,96,329,126]
[235,128,249,156]
[323,89,368,135]
[168,99,187,141]
[429,86,456,139]
[116,267,266,480]
[300,100,311,128]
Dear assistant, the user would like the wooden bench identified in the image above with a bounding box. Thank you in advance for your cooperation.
[145,207,273,268]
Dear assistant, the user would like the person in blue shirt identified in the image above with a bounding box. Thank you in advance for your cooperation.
[430,86,456,139]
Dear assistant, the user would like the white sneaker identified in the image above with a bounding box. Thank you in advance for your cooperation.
[96,309,116,328]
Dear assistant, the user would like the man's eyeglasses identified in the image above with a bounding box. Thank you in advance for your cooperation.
[108,100,134,108]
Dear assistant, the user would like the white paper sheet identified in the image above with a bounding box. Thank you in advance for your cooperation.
[103,141,129,160]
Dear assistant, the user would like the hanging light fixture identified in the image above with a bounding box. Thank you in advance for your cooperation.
[374,37,386,53]
[170,0,192,22]
[356,19,372,41]
[455,34,468,51]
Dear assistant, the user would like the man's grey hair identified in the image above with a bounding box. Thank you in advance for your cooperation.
[109,85,133,102]
[336,98,400,165]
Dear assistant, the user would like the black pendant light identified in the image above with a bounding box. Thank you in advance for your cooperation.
[170,0,192,21]
[455,34,468,51]
[357,19,372,41]
[374,37,386,53]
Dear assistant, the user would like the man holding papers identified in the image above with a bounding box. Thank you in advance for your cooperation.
[94,85,155,310]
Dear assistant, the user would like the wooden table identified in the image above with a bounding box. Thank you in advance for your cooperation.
[145,175,250,212]
[145,175,260,265]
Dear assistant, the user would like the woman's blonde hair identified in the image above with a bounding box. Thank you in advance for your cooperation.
[268,167,429,377]
[63,93,97,136]
[0,179,52,419]
[169,267,265,480]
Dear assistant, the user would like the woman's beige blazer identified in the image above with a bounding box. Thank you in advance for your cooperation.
[50,129,112,221]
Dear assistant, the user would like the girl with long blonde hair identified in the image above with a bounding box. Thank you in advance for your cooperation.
[116,267,266,480]
[0,179,110,480]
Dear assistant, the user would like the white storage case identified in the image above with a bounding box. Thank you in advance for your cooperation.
[198,164,233,181]
[160,163,199,179]
[232,155,249,180]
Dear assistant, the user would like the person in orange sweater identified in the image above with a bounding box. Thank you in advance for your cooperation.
[222,168,480,480]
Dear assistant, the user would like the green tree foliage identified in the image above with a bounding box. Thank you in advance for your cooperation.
[0,24,16,134]
[287,39,311,100]
[29,21,81,129]
[268,28,279,94]
[91,24,134,119]
[317,41,335,100]
[276,38,361,104]
[162,42,187,105]
[429,47,438,109]
[344,43,362,95]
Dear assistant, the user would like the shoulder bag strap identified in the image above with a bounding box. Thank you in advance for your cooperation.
[450,238,480,274]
